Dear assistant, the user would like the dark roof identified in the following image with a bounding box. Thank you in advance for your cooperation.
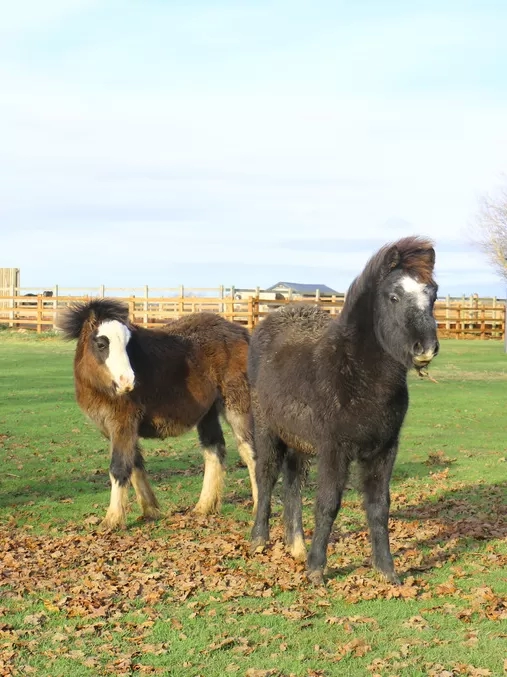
[266,281,339,295]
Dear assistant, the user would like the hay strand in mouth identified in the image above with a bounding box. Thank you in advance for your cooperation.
[416,366,439,383]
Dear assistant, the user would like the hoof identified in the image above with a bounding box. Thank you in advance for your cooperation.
[287,535,307,563]
[138,508,162,523]
[193,501,220,516]
[250,537,267,556]
[386,572,401,585]
[375,568,400,585]
[99,516,126,531]
[307,568,325,586]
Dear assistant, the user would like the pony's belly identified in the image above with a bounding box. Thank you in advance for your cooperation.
[278,429,316,455]
[138,416,193,439]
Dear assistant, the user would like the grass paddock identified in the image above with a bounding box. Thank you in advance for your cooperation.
[1,333,506,676]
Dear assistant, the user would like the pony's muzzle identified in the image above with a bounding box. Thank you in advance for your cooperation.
[412,339,439,367]
[116,374,135,394]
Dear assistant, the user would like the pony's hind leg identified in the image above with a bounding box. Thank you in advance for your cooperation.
[250,427,286,554]
[283,449,308,562]
[194,404,226,515]
[222,408,258,514]
[131,445,161,521]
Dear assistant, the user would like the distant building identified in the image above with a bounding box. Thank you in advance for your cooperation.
[266,281,339,298]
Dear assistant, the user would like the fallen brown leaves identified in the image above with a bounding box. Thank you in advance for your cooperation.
[315,636,372,662]
[1,478,505,676]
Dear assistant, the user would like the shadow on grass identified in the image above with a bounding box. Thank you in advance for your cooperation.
[0,456,254,510]
[275,480,507,582]
[0,472,109,508]
[390,481,507,572]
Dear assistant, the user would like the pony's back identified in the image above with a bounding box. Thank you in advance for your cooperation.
[248,304,330,384]
[162,311,250,346]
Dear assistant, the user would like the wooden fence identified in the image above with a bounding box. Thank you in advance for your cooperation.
[0,293,505,340]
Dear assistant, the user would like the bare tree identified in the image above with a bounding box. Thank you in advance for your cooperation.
[474,179,507,281]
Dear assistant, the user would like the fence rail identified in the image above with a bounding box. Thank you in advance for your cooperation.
[0,294,505,340]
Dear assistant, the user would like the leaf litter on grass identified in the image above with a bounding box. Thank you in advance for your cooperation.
[1,490,506,676]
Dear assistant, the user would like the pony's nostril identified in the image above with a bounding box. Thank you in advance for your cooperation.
[433,341,440,356]
[413,341,424,356]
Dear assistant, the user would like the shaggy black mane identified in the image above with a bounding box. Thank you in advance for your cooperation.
[58,299,130,340]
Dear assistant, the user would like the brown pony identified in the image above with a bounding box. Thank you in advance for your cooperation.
[60,299,257,529]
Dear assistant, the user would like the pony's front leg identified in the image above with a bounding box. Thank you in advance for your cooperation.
[282,449,307,562]
[360,445,399,584]
[131,445,161,521]
[100,424,137,530]
[307,450,350,585]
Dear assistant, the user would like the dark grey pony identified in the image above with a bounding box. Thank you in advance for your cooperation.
[248,236,439,585]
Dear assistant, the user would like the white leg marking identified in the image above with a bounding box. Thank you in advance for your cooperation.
[224,410,258,513]
[238,442,258,514]
[288,532,307,562]
[101,473,129,530]
[194,449,225,515]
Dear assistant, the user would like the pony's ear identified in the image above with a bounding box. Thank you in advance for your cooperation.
[427,247,436,268]
[382,245,401,277]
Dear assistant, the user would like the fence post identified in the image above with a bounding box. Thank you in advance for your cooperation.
[9,281,14,328]
[143,285,149,328]
[480,305,486,340]
[229,287,235,321]
[52,285,59,331]
[219,284,224,314]
[99,285,105,298]
[504,299,507,352]
[247,296,253,330]
[252,295,259,327]
[179,285,184,316]
[36,295,43,333]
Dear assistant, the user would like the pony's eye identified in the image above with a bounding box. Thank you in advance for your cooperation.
[390,294,399,303]
[95,337,109,351]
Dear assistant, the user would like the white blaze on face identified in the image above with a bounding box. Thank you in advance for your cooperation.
[400,275,429,310]
[96,320,135,393]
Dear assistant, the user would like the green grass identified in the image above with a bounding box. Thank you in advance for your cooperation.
[1,333,506,677]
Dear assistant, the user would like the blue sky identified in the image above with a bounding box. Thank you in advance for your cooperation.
[1,0,507,295]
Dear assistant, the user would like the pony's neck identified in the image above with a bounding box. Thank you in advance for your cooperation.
[331,289,407,380]
[338,288,378,348]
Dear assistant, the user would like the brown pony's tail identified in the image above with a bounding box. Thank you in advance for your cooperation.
[57,299,130,340]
